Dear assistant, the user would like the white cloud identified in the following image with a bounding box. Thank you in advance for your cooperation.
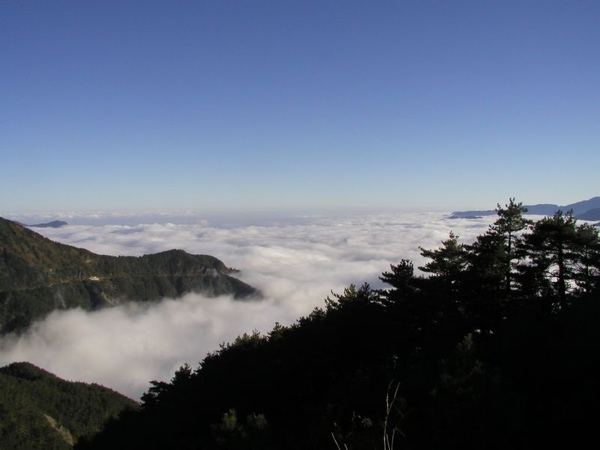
[0,294,289,399]
[0,210,497,400]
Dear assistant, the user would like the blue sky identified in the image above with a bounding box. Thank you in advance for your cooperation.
[2,1,599,213]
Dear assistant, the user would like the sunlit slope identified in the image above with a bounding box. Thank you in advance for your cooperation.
[0,217,258,333]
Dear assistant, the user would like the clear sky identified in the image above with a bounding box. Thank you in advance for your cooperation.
[2,1,599,213]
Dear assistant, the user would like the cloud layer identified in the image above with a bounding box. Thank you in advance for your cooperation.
[0,210,495,400]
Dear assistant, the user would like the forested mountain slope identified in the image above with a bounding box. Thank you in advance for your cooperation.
[0,362,137,450]
[0,217,258,334]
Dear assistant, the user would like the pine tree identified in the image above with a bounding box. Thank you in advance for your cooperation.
[519,210,578,309]
[419,232,466,282]
[489,199,532,293]
[572,222,600,296]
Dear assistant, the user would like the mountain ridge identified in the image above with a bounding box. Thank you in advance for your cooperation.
[26,220,69,228]
[0,361,137,449]
[0,217,259,334]
[450,196,600,220]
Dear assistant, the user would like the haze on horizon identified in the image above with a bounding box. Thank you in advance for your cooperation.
[2,1,599,215]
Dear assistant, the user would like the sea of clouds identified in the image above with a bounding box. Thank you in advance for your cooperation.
[0,209,498,400]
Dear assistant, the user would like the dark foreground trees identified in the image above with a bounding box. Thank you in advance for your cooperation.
[77,202,600,449]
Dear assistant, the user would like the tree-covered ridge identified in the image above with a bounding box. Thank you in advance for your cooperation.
[0,217,259,334]
[78,200,600,449]
[0,362,137,450]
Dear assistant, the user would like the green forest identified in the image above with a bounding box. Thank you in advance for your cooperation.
[73,200,600,449]
[0,362,136,450]
[0,217,258,334]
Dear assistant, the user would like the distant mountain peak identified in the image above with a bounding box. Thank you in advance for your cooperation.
[27,220,68,228]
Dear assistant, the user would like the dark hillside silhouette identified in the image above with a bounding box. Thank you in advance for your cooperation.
[76,200,600,449]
